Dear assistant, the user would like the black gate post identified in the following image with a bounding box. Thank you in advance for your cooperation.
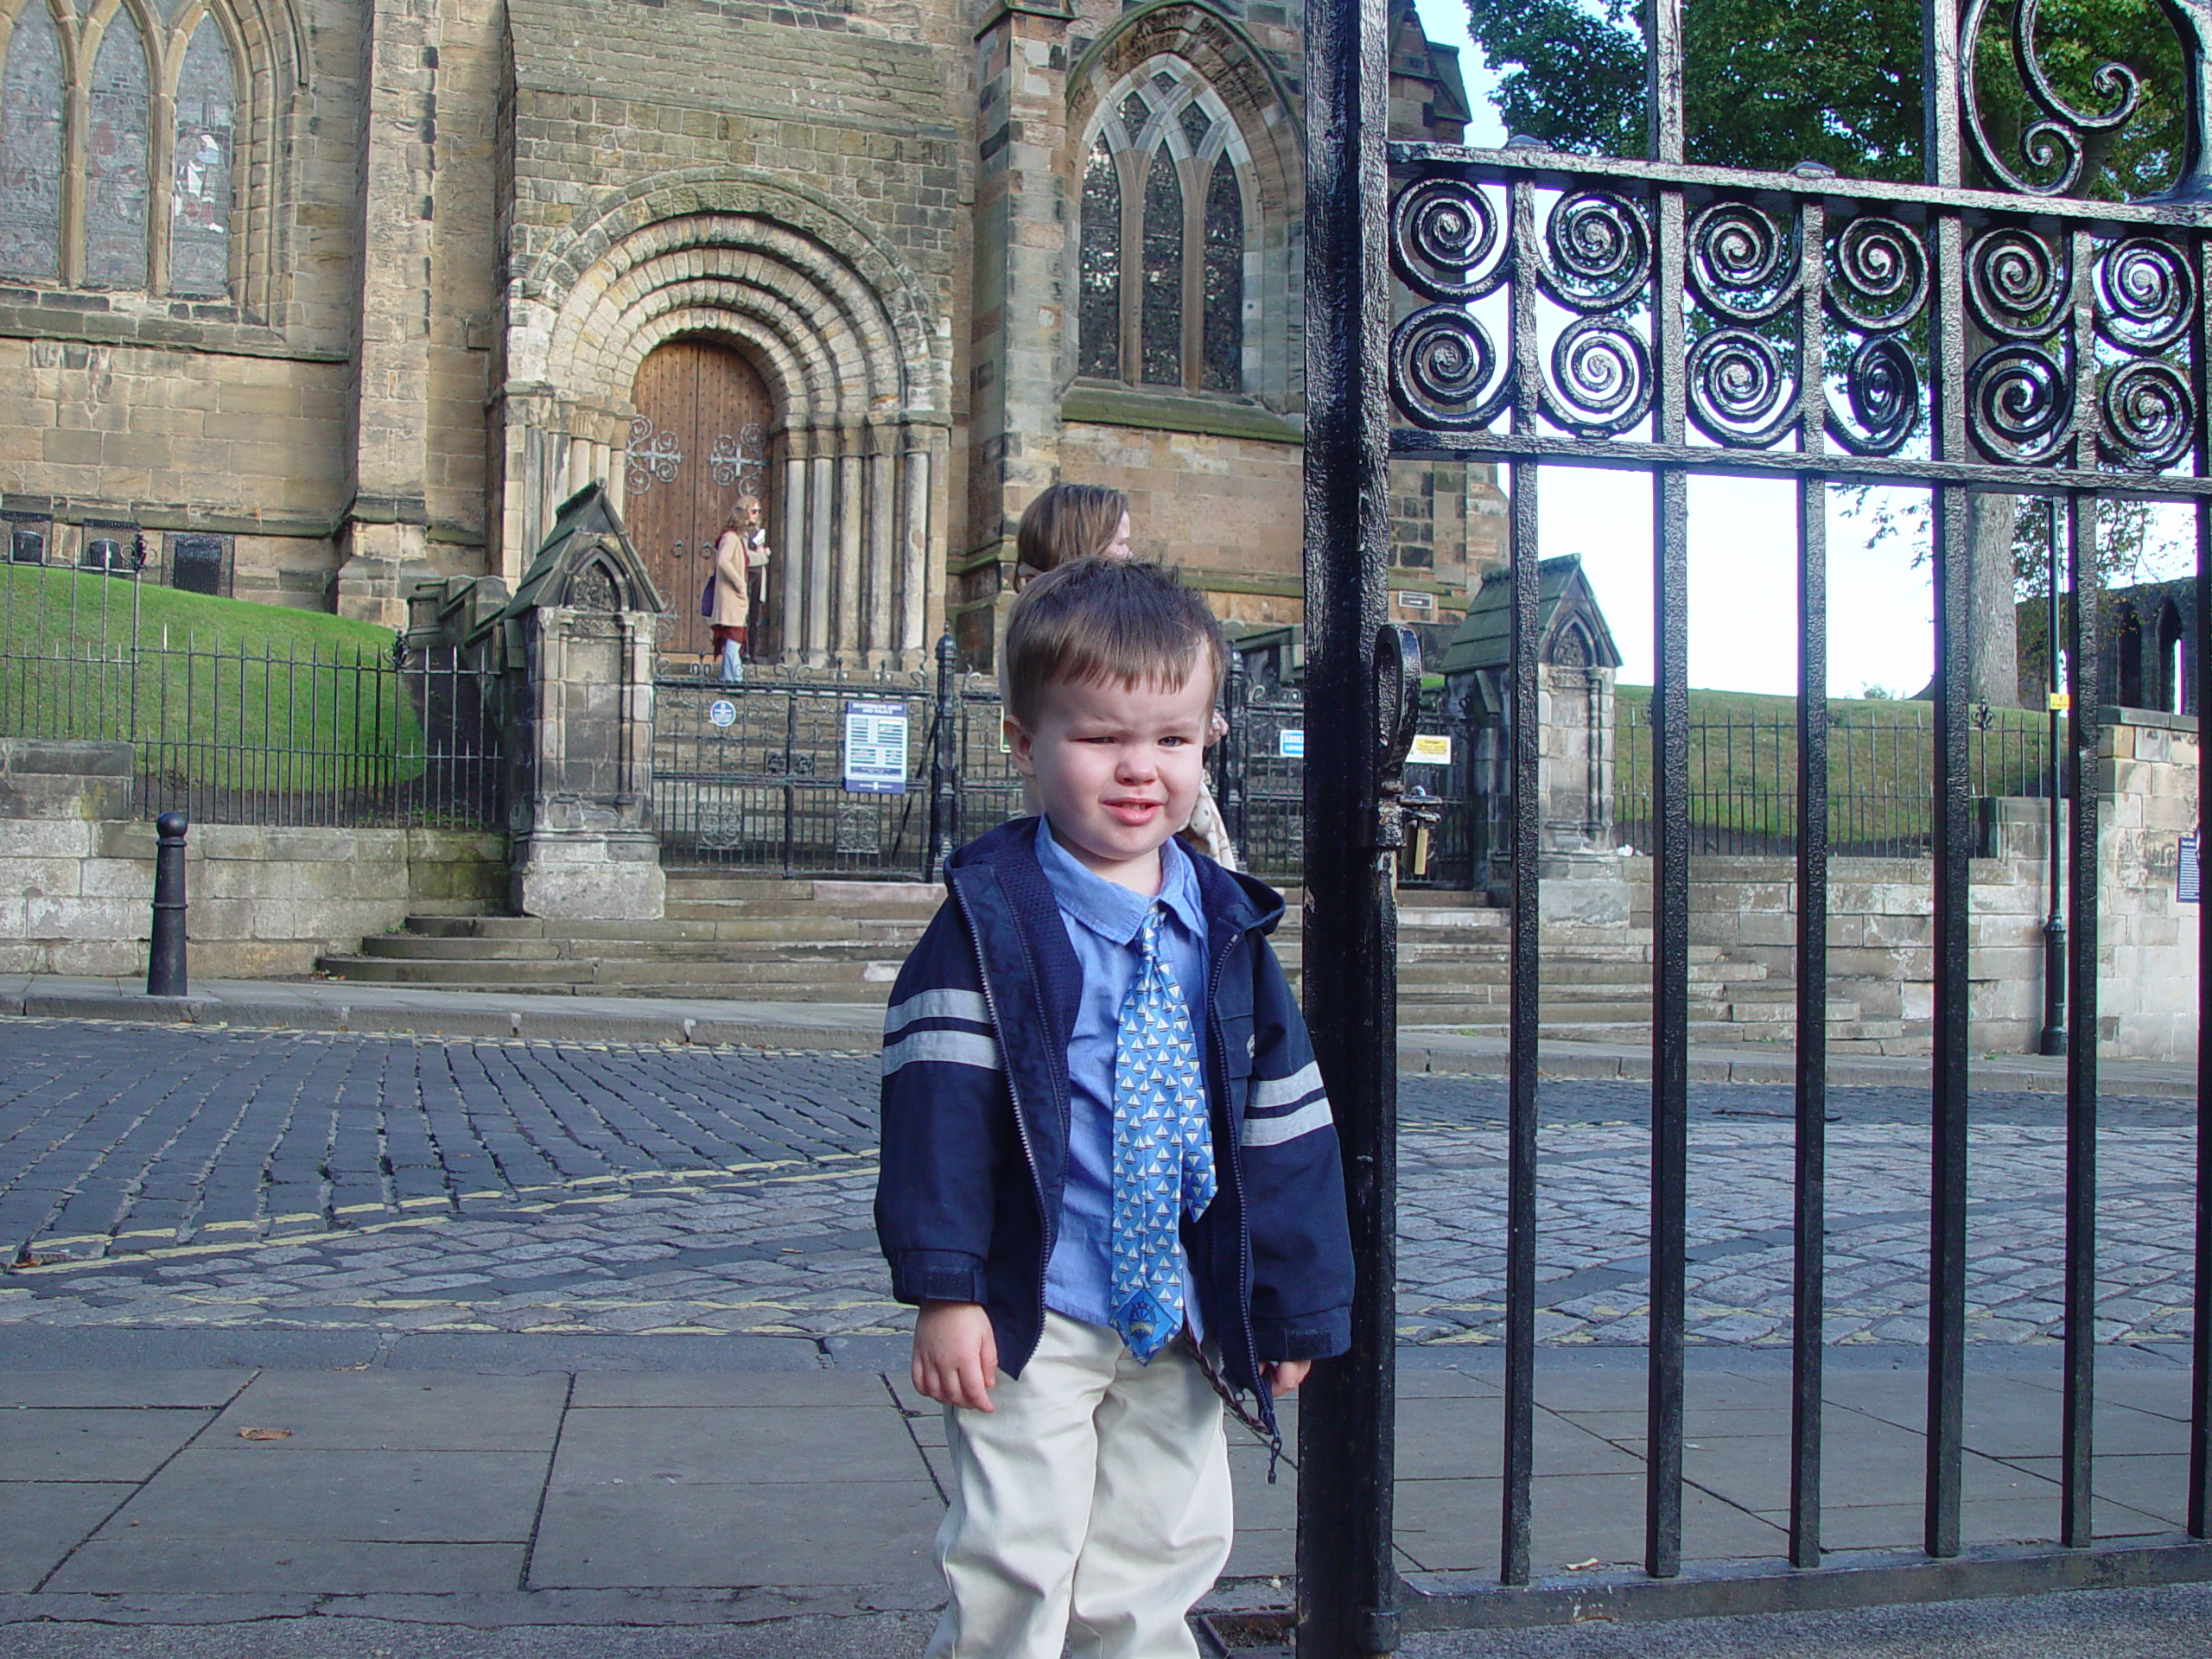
[1296,0,1398,1653]
[146,812,188,997]
[1220,651,1249,855]
[928,633,960,880]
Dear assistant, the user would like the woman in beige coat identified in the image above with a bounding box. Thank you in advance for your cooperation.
[710,497,766,682]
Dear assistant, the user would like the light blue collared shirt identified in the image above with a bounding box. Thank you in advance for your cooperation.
[1033,818,1211,1338]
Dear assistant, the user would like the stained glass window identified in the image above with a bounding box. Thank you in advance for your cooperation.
[1202,157,1243,392]
[1140,147,1182,385]
[1078,137,1122,379]
[0,5,64,281]
[86,16,150,288]
[1179,101,1211,157]
[169,19,235,297]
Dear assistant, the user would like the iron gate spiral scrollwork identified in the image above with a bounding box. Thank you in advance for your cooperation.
[1297,0,2212,1651]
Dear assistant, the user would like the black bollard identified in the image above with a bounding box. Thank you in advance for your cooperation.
[147,812,188,997]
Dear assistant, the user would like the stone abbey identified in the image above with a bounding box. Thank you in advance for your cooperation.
[0,0,1501,662]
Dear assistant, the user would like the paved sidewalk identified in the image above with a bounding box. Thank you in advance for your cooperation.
[3,973,2194,1094]
[0,1337,2199,1631]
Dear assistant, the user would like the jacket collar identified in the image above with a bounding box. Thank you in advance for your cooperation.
[948,817,1286,940]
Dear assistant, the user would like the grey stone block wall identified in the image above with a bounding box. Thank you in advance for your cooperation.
[0,740,504,979]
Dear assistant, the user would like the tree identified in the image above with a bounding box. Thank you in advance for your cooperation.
[1465,0,2189,703]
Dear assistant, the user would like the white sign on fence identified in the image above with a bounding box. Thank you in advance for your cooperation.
[843,702,909,794]
[1408,733,1452,765]
[2181,832,2201,905]
[707,699,737,728]
[1279,728,1305,759]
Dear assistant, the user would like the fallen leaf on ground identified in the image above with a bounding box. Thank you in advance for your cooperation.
[238,1427,293,1441]
[1564,1558,1602,1571]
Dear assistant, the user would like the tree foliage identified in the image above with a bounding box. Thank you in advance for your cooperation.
[1463,0,2186,197]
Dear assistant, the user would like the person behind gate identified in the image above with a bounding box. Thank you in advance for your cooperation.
[875,557,1354,1659]
[709,496,767,683]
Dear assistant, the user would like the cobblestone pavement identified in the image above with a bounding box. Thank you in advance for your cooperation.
[0,1021,2195,1345]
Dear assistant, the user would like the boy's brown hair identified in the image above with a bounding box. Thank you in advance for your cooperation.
[1014,483,1129,578]
[1002,557,1228,729]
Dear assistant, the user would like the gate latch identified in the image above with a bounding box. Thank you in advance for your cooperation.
[1374,625,1437,879]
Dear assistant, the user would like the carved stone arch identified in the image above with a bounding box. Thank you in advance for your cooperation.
[610,302,830,428]
[518,170,943,416]
[499,174,949,667]
[550,227,888,422]
[1067,2,1301,408]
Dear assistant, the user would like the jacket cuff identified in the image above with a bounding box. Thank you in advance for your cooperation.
[1250,1308,1352,1363]
[888,1249,989,1306]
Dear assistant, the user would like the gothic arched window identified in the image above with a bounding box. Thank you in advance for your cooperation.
[0,0,238,297]
[1077,60,1249,392]
[171,18,238,298]
[0,4,65,281]
[86,13,152,288]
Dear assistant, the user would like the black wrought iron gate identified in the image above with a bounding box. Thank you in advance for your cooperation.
[1295,0,2212,1650]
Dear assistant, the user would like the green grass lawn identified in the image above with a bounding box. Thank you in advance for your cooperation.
[1611,684,2054,850]
[0,563,429,793]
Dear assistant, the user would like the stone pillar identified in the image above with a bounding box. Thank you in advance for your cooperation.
[335,0,444,626]
[495,485,668,920]
[897,428,932,659]
[807,441,835,667]
[865,431,896,666]
[836,438,864,664]
[1536,650,1628,926]
[779,443,808,666]
[963,3,1072,660]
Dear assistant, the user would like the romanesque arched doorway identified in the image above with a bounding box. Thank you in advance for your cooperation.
[624,339,775,664]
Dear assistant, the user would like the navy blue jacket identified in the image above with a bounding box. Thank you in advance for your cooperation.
[874,817,1354,1417]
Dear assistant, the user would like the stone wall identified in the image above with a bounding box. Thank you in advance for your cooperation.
[0,740,504,980]
[2096,709,2199,1059]
[1633,709,2200,1061]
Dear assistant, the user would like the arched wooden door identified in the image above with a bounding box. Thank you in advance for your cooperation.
[625,339,775,664]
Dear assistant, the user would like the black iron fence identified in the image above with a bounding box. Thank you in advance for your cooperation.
[0,560,500,829]
[1615,709,2056,859]
[650,651,1483,886]
[652,671,944,878]
[655,653,2071,884]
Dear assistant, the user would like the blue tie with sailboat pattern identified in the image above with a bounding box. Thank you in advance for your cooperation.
[1109,905,1217,1363]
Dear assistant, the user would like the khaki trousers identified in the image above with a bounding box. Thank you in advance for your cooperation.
[925,1312,1233,1659]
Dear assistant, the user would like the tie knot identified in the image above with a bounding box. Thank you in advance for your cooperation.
[1137,905,1166,954]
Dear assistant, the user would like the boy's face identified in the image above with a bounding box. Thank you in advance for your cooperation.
[1007,655,1217,893]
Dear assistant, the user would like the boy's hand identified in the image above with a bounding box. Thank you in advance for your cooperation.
[1266,1359,1312,1398]
[913,1301,999,1412]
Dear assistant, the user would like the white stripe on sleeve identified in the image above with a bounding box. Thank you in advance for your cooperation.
[1242,1097,1333,1147]
[1250,1061,1324,1112]
[882,1027,1003,1078]
[883,988,992,1037]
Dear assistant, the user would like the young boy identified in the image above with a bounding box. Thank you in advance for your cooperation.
[875,557,1354,1659]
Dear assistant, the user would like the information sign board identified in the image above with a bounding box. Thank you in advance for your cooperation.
[842,702,909,794]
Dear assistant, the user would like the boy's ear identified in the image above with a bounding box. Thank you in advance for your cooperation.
[1004,715,1037,778]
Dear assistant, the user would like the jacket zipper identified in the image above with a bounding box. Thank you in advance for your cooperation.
[948,875,1054,1351]
[1206,910,1282,1474]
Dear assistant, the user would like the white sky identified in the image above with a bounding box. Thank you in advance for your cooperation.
[1405,0,2188,698]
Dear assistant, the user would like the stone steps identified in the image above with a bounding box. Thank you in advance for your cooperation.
[317,874,1932,1048]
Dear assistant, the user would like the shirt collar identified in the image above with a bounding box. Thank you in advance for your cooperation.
[1034,818,1207,947]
